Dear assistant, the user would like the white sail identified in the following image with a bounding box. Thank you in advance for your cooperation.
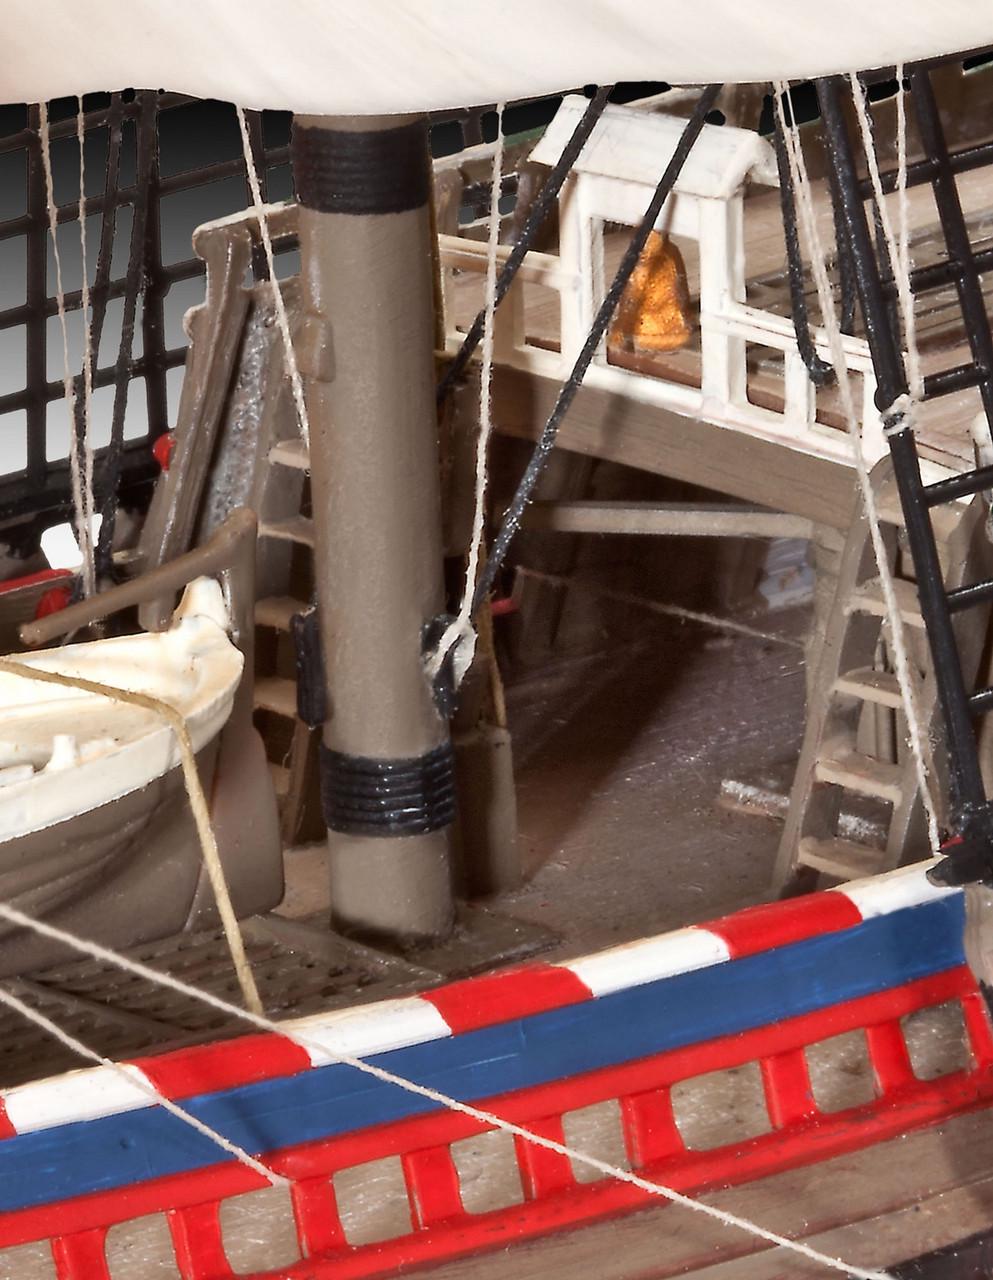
[5,0,992,114]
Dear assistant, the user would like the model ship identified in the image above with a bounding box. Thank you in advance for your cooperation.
[0,5,990,1278]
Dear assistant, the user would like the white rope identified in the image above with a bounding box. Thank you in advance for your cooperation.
[894,67,922,403]
[515,566,805,650]
[235,107,310,451]
[0,983,283,1186]
[427,105,506,687]
[38,103,96,598]
[0,896,890,1279]
[75,98,97,596]
[0,658,264,1017]
[774,84,940,853]
[848,73,923,403]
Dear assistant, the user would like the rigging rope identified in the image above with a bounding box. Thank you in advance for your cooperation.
[467,84,721,618]
[75,100,96,593]
[773,83,940,852]
[236,106,310,451]
[427,103,505,686]
[436,87,612,405]
[0,983,282,1185]
[0,893,891,1279]
[38,102,96,598]
[0,87,907,1280]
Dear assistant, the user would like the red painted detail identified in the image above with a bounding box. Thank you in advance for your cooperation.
[152,432,176,472]
[963,988,993,1069]
[0,966,988,1278]
[0,566,72,597]
[760,1048,816,1129]
[51,1228,111,1280]
[515,1115,575,1199]
[34,584,73,620]
[424,964,592,1033]
[0,1098,17,1140]
[619,1088,683,1168]
[707,893,863,959]
[167,1201,230,1280]
[402,1146,463,1229]
[865,1020,917,1095]
[134,1034,311,1101]
[489,594,519,617]
[291,1177,347,1257]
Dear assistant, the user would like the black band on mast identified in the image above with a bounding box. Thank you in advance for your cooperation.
[320,742,457,837]
[292,119,431,216]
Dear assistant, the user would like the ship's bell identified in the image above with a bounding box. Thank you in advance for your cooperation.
[610,229,692,353]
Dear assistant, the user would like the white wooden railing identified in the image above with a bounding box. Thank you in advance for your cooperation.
[438,233,887,469]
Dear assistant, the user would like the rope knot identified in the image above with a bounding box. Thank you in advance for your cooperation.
[882,391,916,438]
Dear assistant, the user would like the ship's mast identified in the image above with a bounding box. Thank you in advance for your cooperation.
[291,114,455,943]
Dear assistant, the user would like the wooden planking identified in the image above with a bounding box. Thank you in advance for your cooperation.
[492,365,860,529]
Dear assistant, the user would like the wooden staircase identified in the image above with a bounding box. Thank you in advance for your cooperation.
[254,433,317,843]
[774,458,993,891]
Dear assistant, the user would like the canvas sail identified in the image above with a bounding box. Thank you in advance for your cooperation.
[4,0,993,114]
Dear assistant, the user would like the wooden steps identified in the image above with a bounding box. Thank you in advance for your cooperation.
[255,595,308,632]
[269,438,310,470]
[814,742,903,805]
[254,676,298,720]
[259,516,315,548]
[833,668,903,708]
[847,577,925,626]
[775,456,993,891]
[797,836,885,880]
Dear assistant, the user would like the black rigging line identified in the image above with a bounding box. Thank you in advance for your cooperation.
[95,93,158,578]
[470,83,722,616]
[70,93,123,581]
[436,86,612,406]
[771,99,833,386]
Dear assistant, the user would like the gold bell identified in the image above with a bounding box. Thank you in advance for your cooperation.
[610,230,692,353]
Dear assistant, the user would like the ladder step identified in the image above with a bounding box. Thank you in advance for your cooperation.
[902,246,993,296]
[269,761,291,799]
[848,577,924,627]
[259,516,315,548]
[269,438,310,470]
[815,741,904,804]
[946,578,993,614]
[875,474,964,543]
[255,595,308,632]
[254,675,298,719]
[833,667,903,708]
[797,836,885,881]
[922,361,988,400]
[923,463,993,507]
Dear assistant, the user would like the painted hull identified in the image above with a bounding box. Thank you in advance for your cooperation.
[0,861,987,1276]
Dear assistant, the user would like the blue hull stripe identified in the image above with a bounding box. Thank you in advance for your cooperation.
[0,895,964,1213]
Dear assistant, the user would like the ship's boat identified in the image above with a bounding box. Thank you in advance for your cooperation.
[0,579,258,974]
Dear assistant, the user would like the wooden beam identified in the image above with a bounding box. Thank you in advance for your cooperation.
[493,366,860,530]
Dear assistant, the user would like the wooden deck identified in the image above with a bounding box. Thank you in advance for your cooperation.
[448,155,993,524]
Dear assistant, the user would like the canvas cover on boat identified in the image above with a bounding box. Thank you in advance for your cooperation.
[5,1,993,115]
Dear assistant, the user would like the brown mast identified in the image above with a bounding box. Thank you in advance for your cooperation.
[291,114,455,943]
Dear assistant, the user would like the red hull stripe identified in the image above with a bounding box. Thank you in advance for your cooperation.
[134,1034,311,1100]
[707,891,863,957]
[424,963,593,1032]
